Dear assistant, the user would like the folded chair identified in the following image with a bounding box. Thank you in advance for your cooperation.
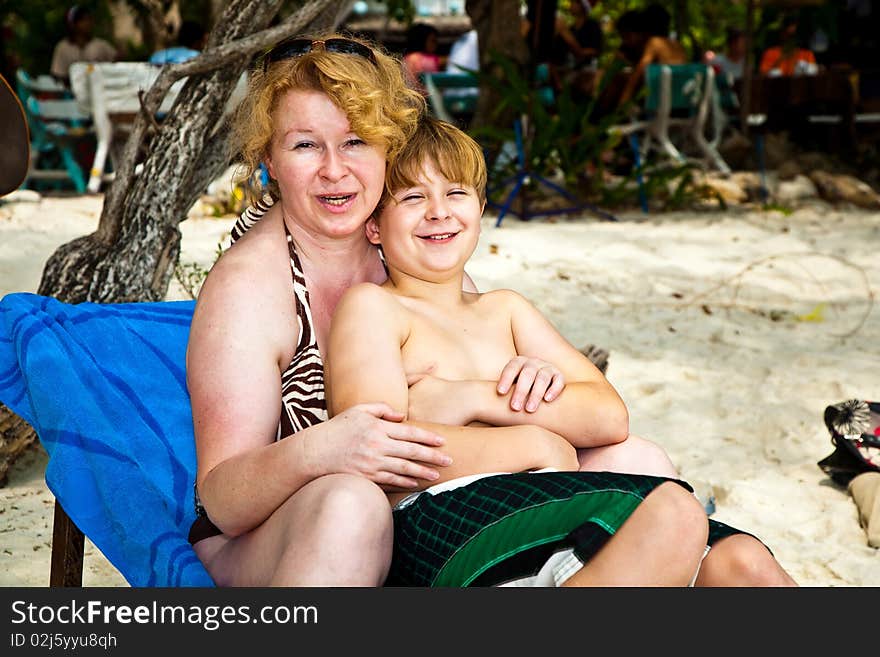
[0,293,214,587]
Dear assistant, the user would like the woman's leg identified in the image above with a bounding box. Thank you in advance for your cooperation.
[578,434,680,478]
[563,481,709,586]
[694,534,798,587]
[193,474,393,586]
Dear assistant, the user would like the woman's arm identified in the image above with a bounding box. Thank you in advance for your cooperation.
[188,249,448,537]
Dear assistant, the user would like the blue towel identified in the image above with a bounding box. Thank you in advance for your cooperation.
[0,292,215,587]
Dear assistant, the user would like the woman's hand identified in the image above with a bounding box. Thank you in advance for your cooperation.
[496,356,566,413]
[321,402,452,489]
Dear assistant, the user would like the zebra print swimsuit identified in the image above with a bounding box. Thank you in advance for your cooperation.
[190,198,371,537]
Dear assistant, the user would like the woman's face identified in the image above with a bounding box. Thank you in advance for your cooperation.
[266,89,386,239]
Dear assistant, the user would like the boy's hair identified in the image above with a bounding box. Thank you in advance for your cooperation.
[380,115,486,212]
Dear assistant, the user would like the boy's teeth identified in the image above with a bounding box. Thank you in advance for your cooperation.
[425,233,454,240]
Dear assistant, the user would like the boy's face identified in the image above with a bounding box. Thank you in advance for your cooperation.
[367,160,483,282]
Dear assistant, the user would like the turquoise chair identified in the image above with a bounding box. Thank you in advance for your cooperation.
[641,63,731,174]
[15,69,92,193]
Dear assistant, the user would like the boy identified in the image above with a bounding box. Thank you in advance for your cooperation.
[324,116,714,587]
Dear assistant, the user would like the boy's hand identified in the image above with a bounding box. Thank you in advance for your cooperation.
[406,368,474,426]
[496,356,565,413]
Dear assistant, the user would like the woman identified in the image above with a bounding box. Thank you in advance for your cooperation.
[185,32,695,587]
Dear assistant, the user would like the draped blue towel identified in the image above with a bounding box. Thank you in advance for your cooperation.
[0,292,215,587]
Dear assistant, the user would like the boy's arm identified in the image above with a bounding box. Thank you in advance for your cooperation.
[326,285,577,491]
[461,290,628,448]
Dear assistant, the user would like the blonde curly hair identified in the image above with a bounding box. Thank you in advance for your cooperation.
[232,32,426,202]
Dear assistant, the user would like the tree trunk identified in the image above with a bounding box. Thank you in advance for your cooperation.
[466,0,528,134]
[0,0,337,481]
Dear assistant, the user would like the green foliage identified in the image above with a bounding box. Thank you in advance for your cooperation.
[374,0,415,25]
[1,0,218,76]
[469,49,709,212]
[174,240,225,300]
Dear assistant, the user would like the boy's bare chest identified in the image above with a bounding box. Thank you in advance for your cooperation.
[400,305,516,381]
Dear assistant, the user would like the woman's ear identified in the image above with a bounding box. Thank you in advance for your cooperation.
[264,156,275,181]
[365,217,382,245]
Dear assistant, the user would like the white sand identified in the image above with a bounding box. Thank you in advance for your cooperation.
[1,192,878,586]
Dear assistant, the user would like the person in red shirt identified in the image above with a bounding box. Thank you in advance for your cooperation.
[759,14,817,77]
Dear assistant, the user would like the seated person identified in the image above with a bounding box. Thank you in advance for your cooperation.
[150,20,207,65]
[759,14,817,77]
[705,27,746,81]
[50,5,117,86]
[325,115,798,587]
[403,22,447,95]
[616,3,687,106]
[549,0,604,98]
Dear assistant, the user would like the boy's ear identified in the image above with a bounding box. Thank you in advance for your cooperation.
[365,217,382,245]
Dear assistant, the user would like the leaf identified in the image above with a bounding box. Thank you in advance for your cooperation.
[796,303,827,323]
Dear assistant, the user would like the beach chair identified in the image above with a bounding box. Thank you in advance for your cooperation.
[15,69,92,193]
[641,63,731,174]
[420,71,479,125]
[69,62,185,193]
[0,293,214,587]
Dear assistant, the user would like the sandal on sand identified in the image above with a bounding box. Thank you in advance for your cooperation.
[818,399,880,487]
[0,73,30,197]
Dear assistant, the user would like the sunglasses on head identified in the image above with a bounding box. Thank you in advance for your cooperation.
[261,37,378,72]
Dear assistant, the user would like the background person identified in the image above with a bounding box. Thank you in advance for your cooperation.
[706,27,747,81]
[759,13,818,76]
[50,5,117,86]
[150,20,207,65]
[403,22,447,94]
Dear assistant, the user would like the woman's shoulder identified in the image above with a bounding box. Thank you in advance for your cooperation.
[196,211,293,322]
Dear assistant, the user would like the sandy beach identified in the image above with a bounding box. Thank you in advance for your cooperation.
[1,191,878,586]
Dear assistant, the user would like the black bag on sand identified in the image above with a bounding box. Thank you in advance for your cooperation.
[818,399,880,487]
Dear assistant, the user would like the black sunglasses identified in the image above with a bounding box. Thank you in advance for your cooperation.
[261,37,378,72]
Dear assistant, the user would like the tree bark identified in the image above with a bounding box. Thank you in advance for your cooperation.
[466,0,528,134]
[1,0,337,481]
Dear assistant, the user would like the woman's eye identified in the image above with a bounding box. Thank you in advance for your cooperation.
[346,138,366,147]
[294,142,316,150]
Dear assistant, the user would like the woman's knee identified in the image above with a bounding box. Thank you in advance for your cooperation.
[578,434,679,478]
[296,474,392,541]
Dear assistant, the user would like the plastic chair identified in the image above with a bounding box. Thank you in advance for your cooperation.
[640,63,731,174]
[421,71,479,125]
[15,70,92,193]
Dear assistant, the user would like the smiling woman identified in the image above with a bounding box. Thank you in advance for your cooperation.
[184,33,442,587]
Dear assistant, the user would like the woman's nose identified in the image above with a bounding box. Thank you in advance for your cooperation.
[318,150,346,181]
